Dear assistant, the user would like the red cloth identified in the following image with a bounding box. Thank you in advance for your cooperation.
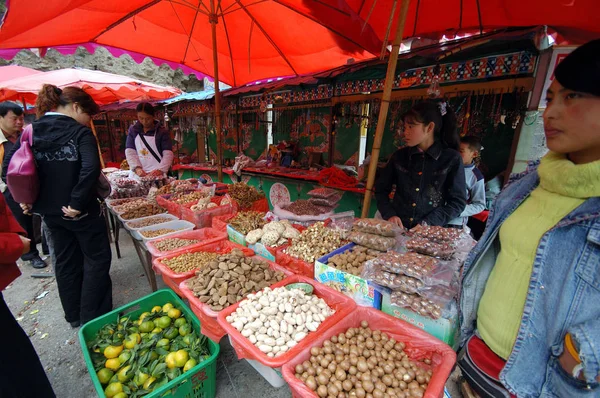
[0,194,24,291]
[318,167,358,187]
[472,210,490,223]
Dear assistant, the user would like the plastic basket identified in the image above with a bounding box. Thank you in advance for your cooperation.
[105,196,144,211]
[139,220,196,243]
[125,214,180,239]
[274,247,315,278]
[117,206,168,224]
[180,197,235,229]
[179,256,294,342]
[211,213,236,232]
[146,228,228,258]
[281,306,456,398]
[217,274,357,368]
[152,240,254,296]
[156,194,184,217]
[79,289,220,398]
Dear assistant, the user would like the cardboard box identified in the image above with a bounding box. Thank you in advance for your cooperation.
[381,289,458,347]
[227,225,247,246]
[248,242,276,262]
[315,244,383,309]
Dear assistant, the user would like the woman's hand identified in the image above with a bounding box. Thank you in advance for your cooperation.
[134,167,147,177]
[20,203,32,215]
[149,169,163,177]
[19,235,31,255]
[388,216,404,229]
[62,206,81,218]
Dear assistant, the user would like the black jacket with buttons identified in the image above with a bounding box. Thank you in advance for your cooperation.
[375,141,467,229]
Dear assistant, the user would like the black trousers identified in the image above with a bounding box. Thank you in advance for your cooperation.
[3,192,40,260]
[0,293,55,398]
[44,213,113,324]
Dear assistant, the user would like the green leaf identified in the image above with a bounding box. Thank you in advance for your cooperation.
[152,363,167,378]
[155,347,169,356]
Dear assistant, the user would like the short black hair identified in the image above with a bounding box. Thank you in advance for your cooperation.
[136,102,155,116]
[0,102,24,117]
[555,39,600,97]
[461,136,482,152]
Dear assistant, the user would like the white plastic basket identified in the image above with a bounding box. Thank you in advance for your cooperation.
[227,336,286,388]
[125,214,179,240]
[139,220,195,243]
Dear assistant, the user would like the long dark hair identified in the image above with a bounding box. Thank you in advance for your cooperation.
[402,100,459,150]
[36,85,99,119]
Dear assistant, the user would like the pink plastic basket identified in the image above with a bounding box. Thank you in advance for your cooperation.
[180,197,235,228]
[217,274,357,368]
[146,228,227,258]
[152,240,253,296]
[281,306,457,398]
[179,257,294,342]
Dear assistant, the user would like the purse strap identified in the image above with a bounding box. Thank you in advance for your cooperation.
[138,131,162,163]
[20,124,34,146]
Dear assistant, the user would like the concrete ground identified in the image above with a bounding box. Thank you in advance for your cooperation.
[4,236,462,398]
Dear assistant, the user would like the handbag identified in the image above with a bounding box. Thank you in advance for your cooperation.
[6,125,39,204]
[97,172,112,200]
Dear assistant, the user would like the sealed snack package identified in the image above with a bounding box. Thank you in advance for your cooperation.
[376,251,459,287]
[307,187,340,199]
[390,291,445,319]
[405,236,456,259]
[348,230,397,252]
[353,218,398,237]
[361,262,424,293]
[308,194,342,207]
[410,224,463,243]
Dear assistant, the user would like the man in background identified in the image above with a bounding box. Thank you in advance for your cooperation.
[0,102,47,268]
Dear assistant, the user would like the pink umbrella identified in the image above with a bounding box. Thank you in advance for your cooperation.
[0,65,43,83]
[0,67,181,105]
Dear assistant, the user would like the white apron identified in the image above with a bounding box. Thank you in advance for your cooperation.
[135,134,161,172]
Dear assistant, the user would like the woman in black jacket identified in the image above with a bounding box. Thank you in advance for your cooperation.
[20,85,112,327]
[375,101,467,229]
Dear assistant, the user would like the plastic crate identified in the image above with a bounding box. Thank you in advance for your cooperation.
[181,197,235,229]
[211,213,236,233]
[105,196,144,211]
[146,228,228,258]
[179,256,294,342]
[217,274,357,368]
[227,336,286,388]
[79,289,220,398]
[274,247,315,278]
[139,220,196,243]
[281,306,456,398]
[125,214,179,239]
[152,240,254,296]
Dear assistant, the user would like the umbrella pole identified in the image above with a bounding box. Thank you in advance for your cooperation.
[361,0,410,218]
[90,119,106,169]
[210,0,224,182]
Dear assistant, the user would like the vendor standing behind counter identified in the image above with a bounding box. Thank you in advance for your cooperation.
[375,101,467,229]
[125,103,173,177]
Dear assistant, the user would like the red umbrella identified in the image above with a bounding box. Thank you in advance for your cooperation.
[0,67,181,105]
[0,0,381,87]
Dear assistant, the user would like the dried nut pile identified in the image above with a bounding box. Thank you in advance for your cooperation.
[295,321,432,398]
[229,211,266,235]
[229,183,265,209]
[112,199,149,214]
[187,250,285,311]
[390,291,443,319]
[283,200,328,216]
[126,215,172,229]
[140,228,180,239]
[162,251,220,274]
[327,246,378,276]
[285,222,342,263]
[153,238,200,253]
[226,287,335,357]
[121,204,165,220]
[170,191,208,204]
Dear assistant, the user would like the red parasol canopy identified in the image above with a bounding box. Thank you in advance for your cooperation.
[0,67,181,105]
[0,0,382,87]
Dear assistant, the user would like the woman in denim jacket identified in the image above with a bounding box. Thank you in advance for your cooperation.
[459,40,600,397]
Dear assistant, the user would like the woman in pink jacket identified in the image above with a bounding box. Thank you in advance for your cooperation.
[0,193,55,397]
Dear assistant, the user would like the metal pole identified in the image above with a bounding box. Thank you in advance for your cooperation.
[209,0,224,182]
[361,0,411,218]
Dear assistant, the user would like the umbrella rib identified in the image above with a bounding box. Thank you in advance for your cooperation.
[272,0,378,56]
[412,0,421,36]
[459,0,463,29]
[220,0,268,16]
[233,0,299,76]
[91,0,163,41]
[309,0,350,16]
[218,2,238,86]
[169,1,212,77]
[182,2,202,63]
[357,0,367,15]
[475,0,483,34]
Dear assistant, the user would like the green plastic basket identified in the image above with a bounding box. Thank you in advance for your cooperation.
[79,289,220,398]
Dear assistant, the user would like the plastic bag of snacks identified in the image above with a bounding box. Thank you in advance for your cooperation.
[390,291,446,319]
[353,218,397,237]
[410,224,463,243]
[361,263,424,293]
[306,187,340,199]
[348,230,397,252]
[405,237,456,260]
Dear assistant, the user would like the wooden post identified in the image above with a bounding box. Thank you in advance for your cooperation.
[104,112,117,163]
[90,119,106,169]
[361,0,411,218]
[209,0,224,182]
